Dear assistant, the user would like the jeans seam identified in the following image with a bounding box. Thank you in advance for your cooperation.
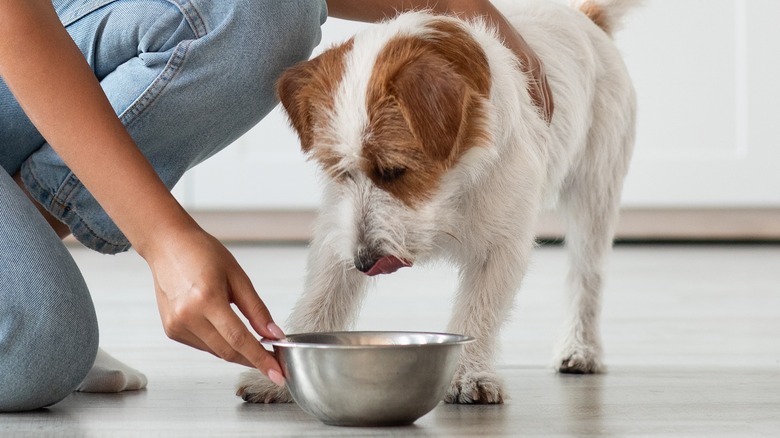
[59,1,118,27]
[22,161,129,250]
[22,7,196,253]
[21,160,64,215]
[57,174,129,250]
[170,0,208,38]
[118,39,192,127]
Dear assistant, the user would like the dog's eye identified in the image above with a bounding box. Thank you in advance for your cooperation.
[375,166,407,183]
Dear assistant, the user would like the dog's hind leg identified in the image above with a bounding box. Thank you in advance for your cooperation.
[554,94,635,374]
[554,180,616,374]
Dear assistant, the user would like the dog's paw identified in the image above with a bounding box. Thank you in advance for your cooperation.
[554,345,604,374]
[235,370,293,403]
[444,370,505,404]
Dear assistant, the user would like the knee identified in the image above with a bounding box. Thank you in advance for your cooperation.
[212,0,327,106]
[0,286,98,411]
[234,0,326,67]
[270,0,328,66]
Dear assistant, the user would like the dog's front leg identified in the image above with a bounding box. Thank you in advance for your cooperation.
[445,241,532,404]
[286,244,368,334]
[237,232,368,403]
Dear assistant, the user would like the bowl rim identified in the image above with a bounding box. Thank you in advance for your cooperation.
[260,330,475,349]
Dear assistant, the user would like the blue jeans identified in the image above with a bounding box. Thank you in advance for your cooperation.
[0,0,326,411]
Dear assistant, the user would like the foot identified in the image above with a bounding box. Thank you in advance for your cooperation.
[554,342,604,374]
[76,348,148,393]
[445,369,505,404]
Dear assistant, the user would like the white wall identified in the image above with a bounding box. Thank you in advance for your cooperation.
[173,0,780,210]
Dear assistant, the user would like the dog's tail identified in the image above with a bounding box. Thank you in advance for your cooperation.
[571,0,642,36]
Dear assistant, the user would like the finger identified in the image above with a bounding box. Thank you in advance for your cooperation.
[207,303,283,376]
[176,324,254,368]
[194,320,257,368]
[165,319,256,368]
[228,270,286,340]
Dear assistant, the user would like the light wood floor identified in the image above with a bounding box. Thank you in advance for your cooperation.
[2,243,779,437]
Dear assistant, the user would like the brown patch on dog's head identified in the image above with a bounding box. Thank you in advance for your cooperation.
[277,39,354,155]
[579,1,612,34]
[362,18,492,206]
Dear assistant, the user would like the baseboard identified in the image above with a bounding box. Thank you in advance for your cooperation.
[184,208,780,243]
[601,208,780,241]
[190,210,318,242]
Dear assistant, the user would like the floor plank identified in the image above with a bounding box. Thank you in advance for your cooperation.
[2,243,779,436]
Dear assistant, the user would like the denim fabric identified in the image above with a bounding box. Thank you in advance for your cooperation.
[0,0,326,412]
[0,0,327,253]
[0,169,100,412]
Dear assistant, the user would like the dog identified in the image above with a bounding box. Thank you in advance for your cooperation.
[238,0,638,404]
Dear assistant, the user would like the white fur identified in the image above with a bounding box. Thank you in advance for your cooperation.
[238,0,638,404]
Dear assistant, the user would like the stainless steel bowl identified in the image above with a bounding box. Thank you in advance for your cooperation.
[261,331,474,427]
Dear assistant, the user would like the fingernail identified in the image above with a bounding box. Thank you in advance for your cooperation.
[267,322,286,340]
[268,369,285,387]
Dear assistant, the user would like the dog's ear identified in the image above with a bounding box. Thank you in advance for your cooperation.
[276,40,353,154]
[384,20,491,164]
[277,60,317,153]
[393,55,464,162]
[390,53,477,163]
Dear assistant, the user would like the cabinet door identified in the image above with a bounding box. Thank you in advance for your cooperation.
[175,0,780,210]
[619,0,780,207]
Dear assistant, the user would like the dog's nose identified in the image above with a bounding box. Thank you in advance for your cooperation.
[354,247,380,273]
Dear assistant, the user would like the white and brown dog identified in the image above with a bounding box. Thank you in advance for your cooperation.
[239,0,638,404]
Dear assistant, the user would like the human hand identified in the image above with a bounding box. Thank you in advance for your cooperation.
[143,225,286,386]
[1,0,276,388]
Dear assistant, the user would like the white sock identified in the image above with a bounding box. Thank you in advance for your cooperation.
[76,348,148,393]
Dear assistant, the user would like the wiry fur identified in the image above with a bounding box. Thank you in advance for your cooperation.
[238,0,638,404]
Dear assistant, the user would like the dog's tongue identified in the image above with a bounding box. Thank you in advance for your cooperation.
[366,256,412,276]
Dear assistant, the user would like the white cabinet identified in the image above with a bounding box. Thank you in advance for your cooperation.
[174,0,780,211]
[618,0,780,207]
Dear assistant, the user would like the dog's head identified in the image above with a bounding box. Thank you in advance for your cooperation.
[278,13,494,275]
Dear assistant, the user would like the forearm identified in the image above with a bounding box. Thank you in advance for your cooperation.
[1,1,285,376]
[0,0,196,257]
